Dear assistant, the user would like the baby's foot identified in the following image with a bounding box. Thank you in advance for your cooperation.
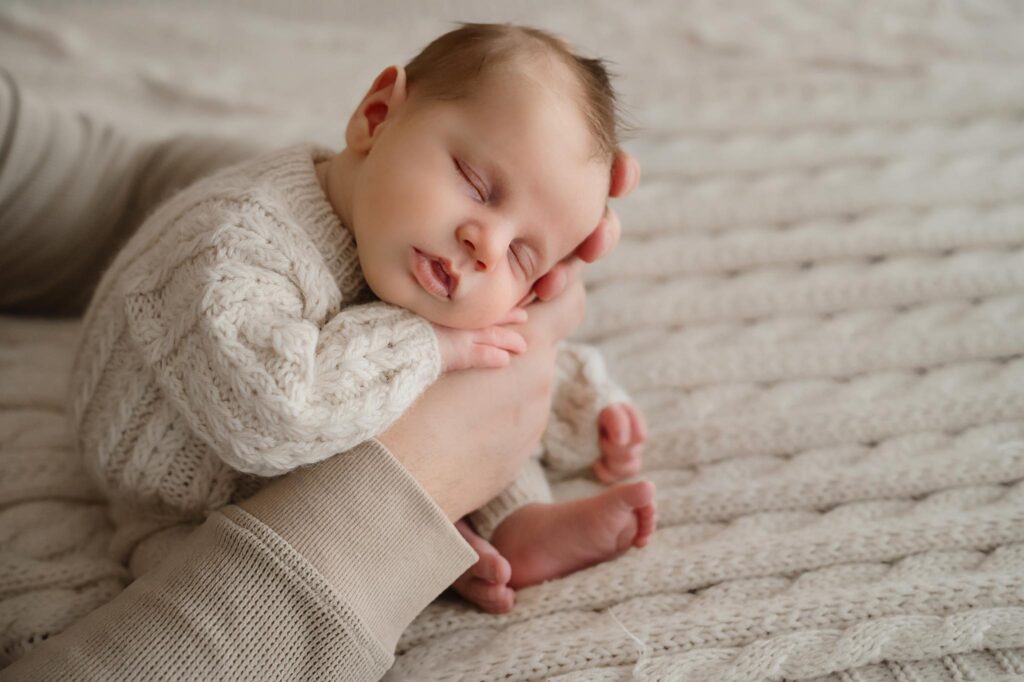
[490,481,656,589]
[451,520,516,613]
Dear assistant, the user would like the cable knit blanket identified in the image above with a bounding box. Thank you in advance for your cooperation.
[2,1,1024,679]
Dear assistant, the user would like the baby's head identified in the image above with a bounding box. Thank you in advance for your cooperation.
[319,22,630,329]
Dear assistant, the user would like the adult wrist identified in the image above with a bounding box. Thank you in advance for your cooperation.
[238,439,476,650]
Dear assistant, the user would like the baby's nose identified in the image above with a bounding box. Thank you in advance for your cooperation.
[460,228,503,272]
[462,240,488,272]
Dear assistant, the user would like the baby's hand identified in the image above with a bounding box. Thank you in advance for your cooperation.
[593,403,648,484]
[433,308,528,373]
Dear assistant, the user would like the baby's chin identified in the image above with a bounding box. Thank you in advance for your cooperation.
[368,277,510,330]
[410,301,508,330]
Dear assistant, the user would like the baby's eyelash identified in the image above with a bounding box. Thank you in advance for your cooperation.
[510,242,534,277]
[454,158,486,203]
[509,245,523,272]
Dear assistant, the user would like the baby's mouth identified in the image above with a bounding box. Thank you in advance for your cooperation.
[431,259,452,295]
[414,248,459,298]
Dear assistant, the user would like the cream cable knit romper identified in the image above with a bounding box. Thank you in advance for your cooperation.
[70,144,629,566]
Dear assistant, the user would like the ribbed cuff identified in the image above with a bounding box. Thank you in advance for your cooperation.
[392,306,443,381]
[236,439,476,651]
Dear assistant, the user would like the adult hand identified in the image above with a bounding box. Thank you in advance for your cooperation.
[378,283,581,521]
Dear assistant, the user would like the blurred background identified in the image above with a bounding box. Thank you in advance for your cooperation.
[0,0,660,147]
[5,1,1022,160]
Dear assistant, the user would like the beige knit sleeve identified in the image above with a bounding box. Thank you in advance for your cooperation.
[541,341,632,478]
[121,212,442,477]
[0,440,476,680]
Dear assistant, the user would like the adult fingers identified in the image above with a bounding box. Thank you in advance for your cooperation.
[575,149,640,263]
[576,204,621,263]
[533,258,583,302]
[610,149,641,198]
[532,262,568,302]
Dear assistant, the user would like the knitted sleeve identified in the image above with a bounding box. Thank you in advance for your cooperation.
[541,341,632,478]
[120,206,442,477]
[0,440,477,681]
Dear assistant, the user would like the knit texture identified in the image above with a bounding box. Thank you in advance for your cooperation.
[2,440,478,680]
[62,140,617,566]
[471,341,631,539]
[68,143,445,562]
[3,1,1024,680]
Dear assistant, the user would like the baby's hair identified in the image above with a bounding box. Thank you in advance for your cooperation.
[404,22,637,166]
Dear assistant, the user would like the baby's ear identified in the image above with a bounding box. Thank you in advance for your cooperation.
[345,65,409,152]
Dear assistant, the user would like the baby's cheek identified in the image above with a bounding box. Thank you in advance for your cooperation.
[439,296,512,330]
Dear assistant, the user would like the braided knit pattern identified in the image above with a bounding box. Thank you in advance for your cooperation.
[66,144,445,561]
[3,1,1024,679]
[386,1,1024,679]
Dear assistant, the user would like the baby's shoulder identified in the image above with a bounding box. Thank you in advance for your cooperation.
[140,147,316,244]
[111,145,341,304]
[161,154,284,222]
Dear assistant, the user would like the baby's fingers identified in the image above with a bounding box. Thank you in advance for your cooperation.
[494,307,528,326]
[477,326,527,355]
[469,345,512,369]
[464,326,527,370]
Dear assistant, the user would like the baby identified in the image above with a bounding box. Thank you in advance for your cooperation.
[70,22,655,615]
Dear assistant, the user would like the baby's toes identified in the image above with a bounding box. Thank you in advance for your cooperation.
[614,450,643,478]
[593,458,617,484]
[471,551,511,585]
[633,501,657,549]
[600,444,643,479]
[459,579,515,614]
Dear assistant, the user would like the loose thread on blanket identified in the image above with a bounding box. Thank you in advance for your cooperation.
[605,608,652,680]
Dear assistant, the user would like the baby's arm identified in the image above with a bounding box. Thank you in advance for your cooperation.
[541,341,647,482]
[122,220,461,478]
[432,307,528,372]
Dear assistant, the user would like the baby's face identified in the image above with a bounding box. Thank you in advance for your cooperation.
[348,69,610,329]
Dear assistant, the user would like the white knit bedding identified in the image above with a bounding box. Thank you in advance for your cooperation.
[2,1,1024,679]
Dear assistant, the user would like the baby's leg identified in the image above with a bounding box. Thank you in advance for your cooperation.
[461,457,656,606]
[489,480,656,590]
[457,456,552,613]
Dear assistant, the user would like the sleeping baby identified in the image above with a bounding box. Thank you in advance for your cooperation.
[70,22,655,614]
